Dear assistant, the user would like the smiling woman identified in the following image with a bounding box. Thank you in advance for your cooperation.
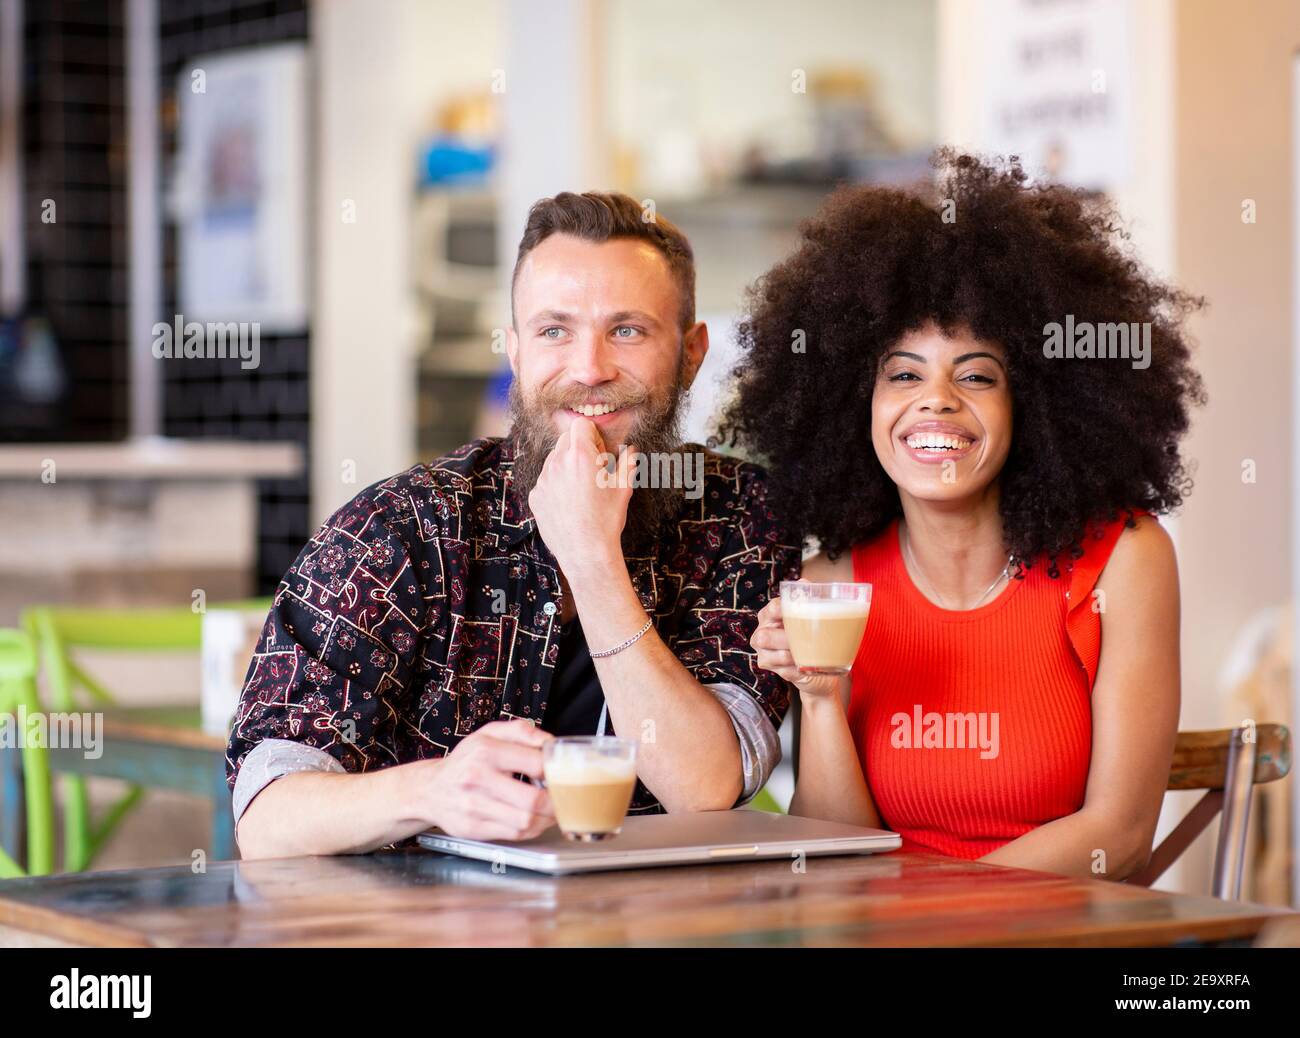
[870,327,1013,518]
[733,149,1203,881]
[717,149,1206,567]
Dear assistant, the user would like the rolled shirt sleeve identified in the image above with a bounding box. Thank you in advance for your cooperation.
[704,681,782,805]
[669,462,802,800]
[231,737,346,828]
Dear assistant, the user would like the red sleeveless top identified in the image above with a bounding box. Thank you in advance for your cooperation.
[847,515,1136,859]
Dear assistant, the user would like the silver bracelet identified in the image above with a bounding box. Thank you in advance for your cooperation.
[590,616,654,658]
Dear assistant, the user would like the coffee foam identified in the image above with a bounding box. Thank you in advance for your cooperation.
[783,598,870,619]
[544,757,637,785]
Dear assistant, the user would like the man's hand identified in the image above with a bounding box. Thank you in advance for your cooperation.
[528,418,638,577]
[422,720,557,841]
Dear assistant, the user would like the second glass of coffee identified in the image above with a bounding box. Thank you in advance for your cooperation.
[542,736,637,841]
[780,581,872,676]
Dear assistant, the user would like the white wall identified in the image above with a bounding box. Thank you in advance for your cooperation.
[498,0,607,286]
[1173,0,1300,903]
[311,0,500,523]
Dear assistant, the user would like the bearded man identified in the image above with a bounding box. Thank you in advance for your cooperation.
[228,192,801,858]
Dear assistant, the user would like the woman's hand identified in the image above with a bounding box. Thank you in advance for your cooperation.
[756,589,874,827]
[751,593,842,701]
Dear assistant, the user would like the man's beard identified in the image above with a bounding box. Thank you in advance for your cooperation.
[508,368,689,554]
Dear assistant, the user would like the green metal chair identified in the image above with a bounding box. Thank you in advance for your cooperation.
[0,628,54,878]
[20,599,270,872]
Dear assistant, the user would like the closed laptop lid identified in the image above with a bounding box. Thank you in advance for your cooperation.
[418,809,901,875]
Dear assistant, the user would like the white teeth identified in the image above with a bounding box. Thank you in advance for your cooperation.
[574,404,618,417]
[906,432,973,451]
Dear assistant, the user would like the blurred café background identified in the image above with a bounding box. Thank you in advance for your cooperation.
[0,0,1296,904]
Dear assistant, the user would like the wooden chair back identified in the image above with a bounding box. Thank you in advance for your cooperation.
[1128,723,1291,899]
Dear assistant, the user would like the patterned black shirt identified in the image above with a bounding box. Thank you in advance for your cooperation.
[226,437,802,817]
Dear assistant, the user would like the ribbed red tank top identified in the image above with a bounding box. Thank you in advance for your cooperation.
[847,515,1134,859]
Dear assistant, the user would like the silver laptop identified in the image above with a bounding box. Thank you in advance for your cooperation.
[417,809,900,875]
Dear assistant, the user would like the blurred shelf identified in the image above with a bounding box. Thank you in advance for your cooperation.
[0,437,303,479]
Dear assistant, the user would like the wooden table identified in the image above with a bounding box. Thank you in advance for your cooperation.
[0,706,234,867]
[0,847,1292,947]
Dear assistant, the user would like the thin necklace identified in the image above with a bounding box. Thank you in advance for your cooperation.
[900,522,1014,610]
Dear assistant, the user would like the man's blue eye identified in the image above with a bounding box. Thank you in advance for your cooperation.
[614,326,638,338]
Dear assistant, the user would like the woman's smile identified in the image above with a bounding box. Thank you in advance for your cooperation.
[899,420,980,465]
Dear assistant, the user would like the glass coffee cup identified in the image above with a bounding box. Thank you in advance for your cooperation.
[780,581,872,676]
[542,736,638,841]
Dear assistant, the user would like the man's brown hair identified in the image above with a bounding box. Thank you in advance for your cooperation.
[511,191,696,330]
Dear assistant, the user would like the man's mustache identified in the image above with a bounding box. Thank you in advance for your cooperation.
[540,389,648,411]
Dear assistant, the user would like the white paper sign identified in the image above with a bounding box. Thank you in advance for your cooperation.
[979,0,1134,190]
[174,44,309,330]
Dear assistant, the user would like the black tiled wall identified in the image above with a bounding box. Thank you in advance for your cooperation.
[157,0,311,592]
[6,0,129,441]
